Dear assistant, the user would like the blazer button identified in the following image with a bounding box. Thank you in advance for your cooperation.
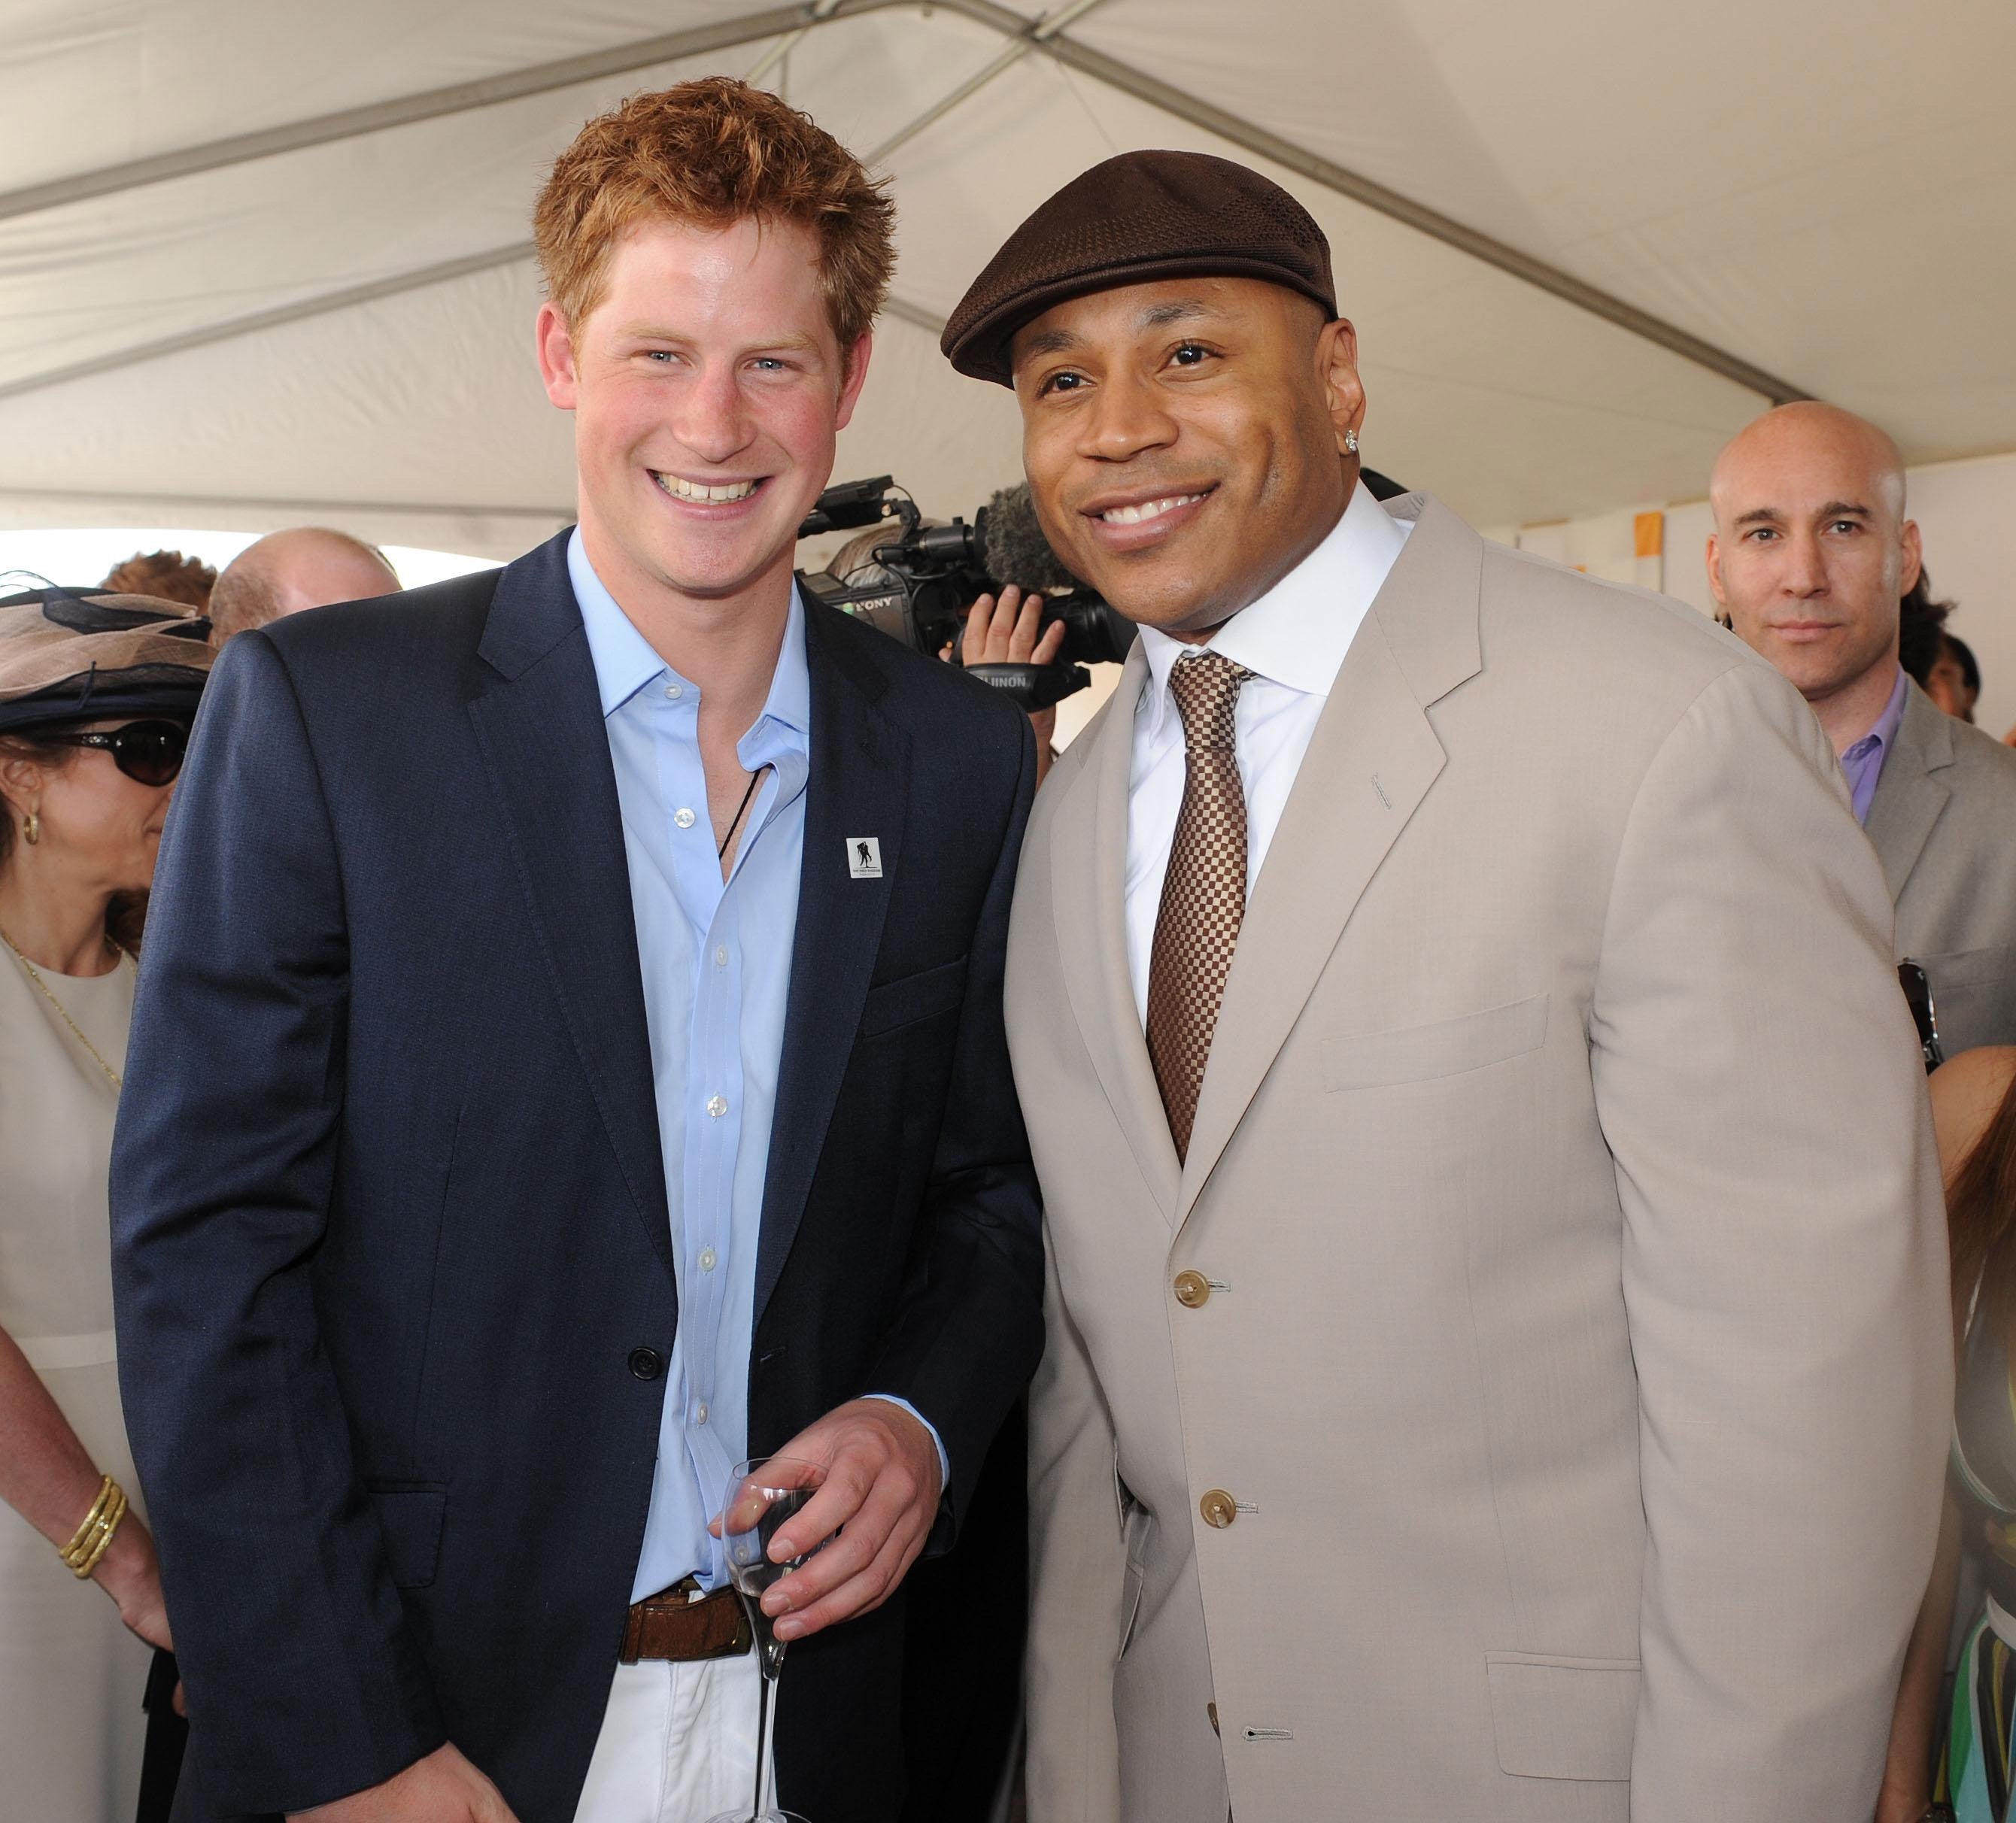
[1199,1488,1237,1529]
[1173,1270,1210,1309]
[628,1347,665,1381]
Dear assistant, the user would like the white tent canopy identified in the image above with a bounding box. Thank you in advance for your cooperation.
[3,0,2013,560]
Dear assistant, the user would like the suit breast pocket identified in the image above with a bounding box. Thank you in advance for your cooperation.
[858,956,970,1039]
[1322,994,1550,1092]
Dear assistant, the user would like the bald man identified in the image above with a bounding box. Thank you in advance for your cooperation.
[208,528,400,645]
[1709,403,2016,1054]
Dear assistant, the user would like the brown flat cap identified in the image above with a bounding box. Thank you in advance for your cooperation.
[942,150,1335,386]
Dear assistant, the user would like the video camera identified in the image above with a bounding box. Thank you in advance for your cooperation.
[796,476,1136,711]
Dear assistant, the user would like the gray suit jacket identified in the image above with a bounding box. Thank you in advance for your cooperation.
[1867,680,2016,1056]
[1010,495,1951,1822]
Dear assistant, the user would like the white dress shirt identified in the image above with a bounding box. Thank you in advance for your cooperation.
[1125,482,1410,1024]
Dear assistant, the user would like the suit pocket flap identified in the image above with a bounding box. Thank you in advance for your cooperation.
[1920,942,2016,987]
[369,1485,447,1590]
[1486,1653,1638,1780]
[1324,994,1550,1091]
[859,956,969,1038]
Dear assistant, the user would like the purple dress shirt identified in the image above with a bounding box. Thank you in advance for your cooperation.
[1840,666,1910,826]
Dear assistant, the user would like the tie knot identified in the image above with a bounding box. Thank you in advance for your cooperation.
[1167,651,1251,752]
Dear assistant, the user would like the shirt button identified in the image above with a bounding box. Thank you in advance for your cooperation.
[694,1403,709,1426]
[706,1094,728,1118]
[714,945,729,968]
[699,1246,718,1272]
[674,808,697,830]
[664,682,683,700]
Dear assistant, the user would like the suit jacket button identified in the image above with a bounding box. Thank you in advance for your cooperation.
[628,1347,665,1381]
[1173,1270,1210,1309]
[1200,1488,1237,1529]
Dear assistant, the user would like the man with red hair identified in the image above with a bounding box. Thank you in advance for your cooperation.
[114,80,1041,1823]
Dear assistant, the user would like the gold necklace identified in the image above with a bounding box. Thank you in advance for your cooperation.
[0,923,130,1091]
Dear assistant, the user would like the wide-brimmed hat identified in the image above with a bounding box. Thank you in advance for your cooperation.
[0,585,214,734]
[942,149,1337,387]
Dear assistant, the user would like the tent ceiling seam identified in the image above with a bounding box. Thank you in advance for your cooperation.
[0,0,1806,406]
[934,0,1810,404]
[0,241,951,405]
[0,0,911,226]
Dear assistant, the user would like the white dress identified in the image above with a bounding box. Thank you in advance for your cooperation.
[0,947,151,1821]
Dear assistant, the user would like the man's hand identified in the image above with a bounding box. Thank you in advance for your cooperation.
[724,1398,943,1643]
[958,587,1066,783]
[289,1744,518,1822]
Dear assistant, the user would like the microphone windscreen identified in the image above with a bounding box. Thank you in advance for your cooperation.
[980,483,1086,595]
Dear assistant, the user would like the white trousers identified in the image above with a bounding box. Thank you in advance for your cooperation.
[573,1650,782,1823]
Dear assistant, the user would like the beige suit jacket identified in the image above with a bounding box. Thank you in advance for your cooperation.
[1008,496,1951,1822]
[1867,678,2016,1055]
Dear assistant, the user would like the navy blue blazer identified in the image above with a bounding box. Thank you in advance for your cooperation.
[110,532,1044,1821]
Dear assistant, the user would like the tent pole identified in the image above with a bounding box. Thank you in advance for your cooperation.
[864,0,1112,167]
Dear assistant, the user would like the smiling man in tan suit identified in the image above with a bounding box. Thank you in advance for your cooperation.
[940,153,1951,1821]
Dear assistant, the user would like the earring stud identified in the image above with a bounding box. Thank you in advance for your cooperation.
[1344,429,1359,454]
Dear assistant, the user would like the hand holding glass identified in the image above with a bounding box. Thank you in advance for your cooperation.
[706,1456,824,1823]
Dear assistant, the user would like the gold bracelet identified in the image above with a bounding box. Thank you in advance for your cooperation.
[58,1476,127,1576]
[70,1486,127,1578]
[58,1476,115,1564]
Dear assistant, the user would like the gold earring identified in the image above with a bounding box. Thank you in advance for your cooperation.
[22,811,38,845]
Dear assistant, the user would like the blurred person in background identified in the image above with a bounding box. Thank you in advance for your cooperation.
[1880,1041,2016,1822]
[1897,569,1981,725]
[100,550,217,611]
[0,586,211,1822]
[1709,402,2016,1053]
[205,526,399,645]
[1926,635,1981,726]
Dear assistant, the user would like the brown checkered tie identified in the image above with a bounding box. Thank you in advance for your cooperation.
[1146,651,1253,1160]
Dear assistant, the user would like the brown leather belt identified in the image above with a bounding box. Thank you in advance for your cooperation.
[618,1577,754,1665]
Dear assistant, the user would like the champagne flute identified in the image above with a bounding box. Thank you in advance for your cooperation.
[705,1455,824,1823]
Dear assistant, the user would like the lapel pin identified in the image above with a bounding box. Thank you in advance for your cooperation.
[847,836,883,880]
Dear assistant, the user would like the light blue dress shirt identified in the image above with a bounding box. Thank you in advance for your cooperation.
[567,534,940,1604]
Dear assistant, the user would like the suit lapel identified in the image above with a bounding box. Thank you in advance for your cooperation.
[1177,498,1483,1225]
[1864,681,1954,903]
[466,533,673,1279]
[1049,646,1183,1221]
[754,608,909,1321]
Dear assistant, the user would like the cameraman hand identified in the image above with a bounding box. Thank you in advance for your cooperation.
[958,586,1065,784]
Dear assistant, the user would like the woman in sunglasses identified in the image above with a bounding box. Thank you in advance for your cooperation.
[0,585,211,1823]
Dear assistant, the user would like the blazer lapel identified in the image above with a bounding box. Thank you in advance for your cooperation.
[1049,646,1183,1221]
[1178,497,1483,1225]
[466,534,673,1279]
[1864,682,1954,904]
[754,608,909,1321]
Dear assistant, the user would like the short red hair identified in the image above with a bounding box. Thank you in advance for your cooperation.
[534,77,895,352]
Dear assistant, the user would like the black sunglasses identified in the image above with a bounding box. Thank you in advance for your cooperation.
[43,719,188,787]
